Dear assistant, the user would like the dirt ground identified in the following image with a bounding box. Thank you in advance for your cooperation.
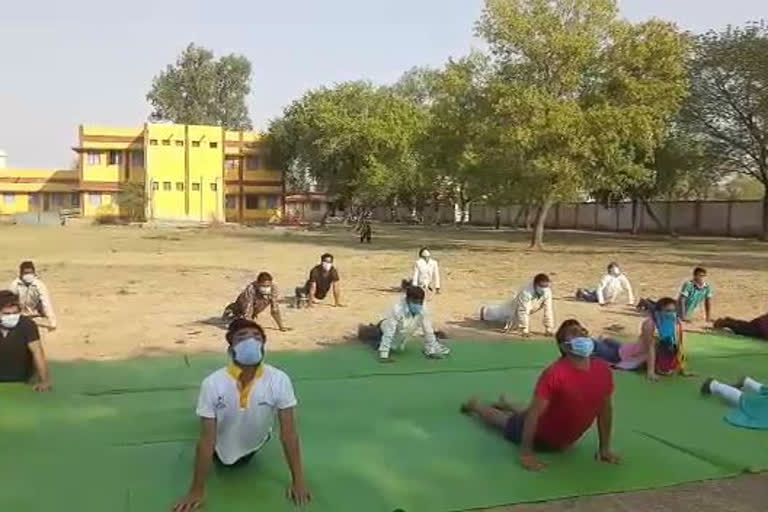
[3,221,768,510]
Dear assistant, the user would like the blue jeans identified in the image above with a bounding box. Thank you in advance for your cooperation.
[576,289,599,303]
[592,338,622,365]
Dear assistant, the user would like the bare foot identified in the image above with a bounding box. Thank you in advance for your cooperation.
[460,397,478,415]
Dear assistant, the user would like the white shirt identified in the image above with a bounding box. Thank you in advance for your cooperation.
[509,283,554,334]
[596,273,635,305]
[196,364,297,464]
[379,298,437,354]
[412,258,440,289]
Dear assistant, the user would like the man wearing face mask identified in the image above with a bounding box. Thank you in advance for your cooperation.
[8,261,57,330]
[412,247,441,295]
[461,325,618,472]
[0,290,52,391]
[576,263,634,306]
[296,253,343,308]
[480,274,554,337]
[173,319,310,511]
[222,272,290,332]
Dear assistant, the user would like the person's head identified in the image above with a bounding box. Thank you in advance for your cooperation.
[404,285,426,317]
[226,318,267,368]
[19,261,36,284]
[655,297,678,314]
[533,273,550,296]
[693,267,707,286]
[555,319,588,344]
[419,247,431,260]
[0,290,21,329]
[256,272,273,296]
[320,253,334,272]
[607,262,621,277]
[554,319,593,359]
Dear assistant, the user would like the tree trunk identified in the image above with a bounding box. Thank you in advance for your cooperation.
[525,206,533,231]
[530,199,554,249]
[631,199,640,235]
[762,185,768,241]
[511,205,525,228]
[642,200,676,236]
[494,208,501,230]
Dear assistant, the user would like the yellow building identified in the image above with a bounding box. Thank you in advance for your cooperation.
[0,123,284,223]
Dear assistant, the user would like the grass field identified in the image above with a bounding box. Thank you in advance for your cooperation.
[3,221,768,510]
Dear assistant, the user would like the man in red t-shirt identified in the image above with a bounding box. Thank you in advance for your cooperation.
[461,332,620,471]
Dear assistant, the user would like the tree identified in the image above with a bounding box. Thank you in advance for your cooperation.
[147,43,252,129]
[682,22,768,239]
[476,0,688,248]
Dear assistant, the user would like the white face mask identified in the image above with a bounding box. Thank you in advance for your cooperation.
[21,274,35,284]
[258,286,272,296]
[609,267,621,277]
[421,251,431,260]
[321,262,333,271]
[1,313,20,329]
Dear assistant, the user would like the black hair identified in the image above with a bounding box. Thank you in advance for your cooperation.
[226,318,266,344]
[555,319,587,345]
[0,290,20,310]
[533,273,550,286]
[256,272,273,283]
[405,285,426,304]
[419,247,430,257]
[607,262,619,271]
[19,261,35,275]
[321,253,334,262]
[693,267,707,276]
[655,297,677,311]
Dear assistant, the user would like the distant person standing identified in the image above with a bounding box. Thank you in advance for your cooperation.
[481,274,555,337]
[359,219,372,244]
[295,253,344,308]
[8,261,57,330]
[411,247,441,295]
[223,272,290,332]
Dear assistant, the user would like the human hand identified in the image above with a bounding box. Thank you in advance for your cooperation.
[647,373,659,382]
[172,489,204,512]
[519,453,546,471]
[286,481,312,506]
[596,450,621,464]
[33,380,52,392]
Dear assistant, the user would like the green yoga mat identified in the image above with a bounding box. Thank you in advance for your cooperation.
[1,334,767,511]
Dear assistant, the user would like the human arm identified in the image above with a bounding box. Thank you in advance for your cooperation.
[270,286,289,331]
[307,282,317,307]
[704,297,712,323]
[37,281,57,329]
[420,310,438,346]
[596,396,620,463]
[519,395,549,471]
[622,275,635,305]
[332,281,344,307]
[509,291,530,334]
[28,339,52,392]
[641,319,657,381]
[543,291,554,335]
[596,275,608,305]
[433,261,441,291]
[278,407,311,505]
[412,262,420,287]
[173,418,216,512]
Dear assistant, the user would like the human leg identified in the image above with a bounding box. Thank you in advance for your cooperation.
[741,376,765,393]
[357,323,383,349]
[461,397,515,431]
[481,303,509,323]
[714,317,763,338]
[592,338,622,365]
[576,289,599,303]
[702,378,742,407]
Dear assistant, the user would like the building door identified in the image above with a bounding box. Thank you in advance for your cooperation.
[42,193,51,211]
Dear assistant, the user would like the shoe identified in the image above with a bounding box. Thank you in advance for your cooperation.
[424,343,450,359]
[700,377,714,395]
[378,351,394,363]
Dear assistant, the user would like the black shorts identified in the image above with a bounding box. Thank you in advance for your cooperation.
[503,412,553,451]
[214,450,256,468]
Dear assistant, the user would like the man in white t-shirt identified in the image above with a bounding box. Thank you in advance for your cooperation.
[173,319,311,511]
[576,263,635,306]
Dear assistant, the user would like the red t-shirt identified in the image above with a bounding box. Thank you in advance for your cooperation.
[533,357,614,451]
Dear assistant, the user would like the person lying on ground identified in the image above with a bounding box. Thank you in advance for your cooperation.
[713,310,768,341]
[0,290,52,391]
[295,253,343,309]
[172,319,310,512]
[8,261,56,330]
[480,273,554,337]
[678,267,713,323]
[575,262,634,306]
[222,272,290,331]
[357,285,450,363]
[460,330,619,472]
[411,247,441,295]
[701,376,768,430]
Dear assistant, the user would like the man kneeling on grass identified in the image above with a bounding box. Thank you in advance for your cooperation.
[173,319,310,511]
[461,333,619,471]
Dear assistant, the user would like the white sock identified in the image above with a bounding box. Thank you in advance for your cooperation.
[743,377,764,393]
[711,380,742,407]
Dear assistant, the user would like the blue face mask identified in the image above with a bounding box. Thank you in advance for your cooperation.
[407,302,423,317]
[535,286,548,297]
[655,311,678,346]
[565,337,595,358]
[232,337,264,366]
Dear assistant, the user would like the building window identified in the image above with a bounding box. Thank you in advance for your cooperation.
[163,182,171,191]
[162,140,171,146]
[192,141,200,148]
[176,182,184,191]
[266,195,279,209]
[210,142,218,149]
[131,151,144,167]
[225,157,239,170]
[87,151,101,165]
[245,194,260,210]
[152,182,159,191]
[191,183,200,191]
[175,140,184,147]
[225,195,237,210]
[246,155,261,170]
[3,193,14,205]
[108,150,122,165]
[210,183,218,191]
[311,201,322,211]
[89,194,102,206]
[72,193,80,208]
[149,139,158,146]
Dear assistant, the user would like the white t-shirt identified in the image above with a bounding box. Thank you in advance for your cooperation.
[196,364,297,464]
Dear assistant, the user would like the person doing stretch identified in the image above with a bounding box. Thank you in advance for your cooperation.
[701,376,768,430]
[713,308,768,341]
[575,262,634,306]
[481,274,554,337]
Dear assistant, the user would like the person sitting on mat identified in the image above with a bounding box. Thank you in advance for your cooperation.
[8,261,57,330]
[357,285,450,363]
[575,262,634,306]
[0,290,52,391]
[411,247,441,295]
[460,329,619,471]
[173,319,310,511]
[295,253,344,309]
[480,273,554,337]
[678,267,713,323]
[713,309,768,341]
[701,376,768,430]
[222,272,290,331]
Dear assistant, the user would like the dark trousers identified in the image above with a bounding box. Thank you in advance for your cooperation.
[576,288,599,303]
[718,317,765,339]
